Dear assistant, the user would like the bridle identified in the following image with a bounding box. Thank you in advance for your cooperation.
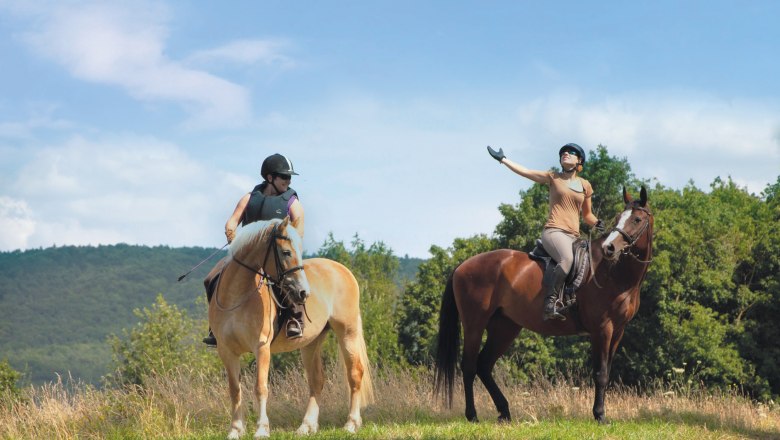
[610,206,653,264]
[232,223,305,295]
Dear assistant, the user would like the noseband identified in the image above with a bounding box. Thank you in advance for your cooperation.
[233,223,305,290]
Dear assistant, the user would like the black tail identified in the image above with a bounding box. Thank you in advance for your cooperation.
[434,269,460,408]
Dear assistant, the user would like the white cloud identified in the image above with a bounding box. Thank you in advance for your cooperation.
[11,1,252,128]
[186,39,295,68]
[0,196,35,250]
[1,136,247,251]
[512,91,780,194]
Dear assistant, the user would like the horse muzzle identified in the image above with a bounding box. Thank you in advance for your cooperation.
[602,242,623,261]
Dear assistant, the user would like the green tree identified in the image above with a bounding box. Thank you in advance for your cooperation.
[107,295,220,386]
[738,177,780,397]
[617,179,771,397]
[0,359,21,398]
[313,234,405,369]
[398,235,497,365]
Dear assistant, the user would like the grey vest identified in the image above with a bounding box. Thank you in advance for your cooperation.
[242,183,298,226]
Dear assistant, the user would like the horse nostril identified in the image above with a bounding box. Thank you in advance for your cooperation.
[605,243,615,257]
[300,290,308,300]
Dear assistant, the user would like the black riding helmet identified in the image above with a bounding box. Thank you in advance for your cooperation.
[559,143,586,163]
[260,153,299,179]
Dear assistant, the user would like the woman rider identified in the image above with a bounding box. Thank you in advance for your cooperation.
[202,153,305,346]
[487,143,605,320]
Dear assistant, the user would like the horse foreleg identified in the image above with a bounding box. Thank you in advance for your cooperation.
[218,349,245,440]
[253,343,272,438]
[479,314,522,422]
[590,327,614,424]
[461,328,483,423]
[297,331,329,435]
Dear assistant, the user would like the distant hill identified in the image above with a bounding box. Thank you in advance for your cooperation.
[0,245,423,385]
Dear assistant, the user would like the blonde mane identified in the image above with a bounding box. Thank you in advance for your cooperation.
[228,218,302,259]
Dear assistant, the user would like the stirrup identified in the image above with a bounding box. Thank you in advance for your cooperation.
[543,309,566,321]
[202,333,217,347]
[285,320,303,339]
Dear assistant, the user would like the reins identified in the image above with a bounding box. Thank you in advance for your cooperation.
[215,222,305,311]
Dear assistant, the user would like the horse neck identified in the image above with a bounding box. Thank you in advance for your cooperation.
[224,237,274,295]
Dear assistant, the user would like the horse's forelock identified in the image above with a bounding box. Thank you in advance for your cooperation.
[229,219,279,258]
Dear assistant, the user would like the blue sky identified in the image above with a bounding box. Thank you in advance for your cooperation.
[1,1,778,258]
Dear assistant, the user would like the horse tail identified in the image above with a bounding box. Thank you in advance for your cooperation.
[348,312,375,407]
[434,267,460,408]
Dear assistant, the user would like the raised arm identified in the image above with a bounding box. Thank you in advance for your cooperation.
[487,146,550,185]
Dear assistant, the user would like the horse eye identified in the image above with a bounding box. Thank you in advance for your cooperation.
[634,217,642,223]
[282,250,292,257]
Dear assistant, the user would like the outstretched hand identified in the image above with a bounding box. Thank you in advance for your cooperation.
[487,145,505,162]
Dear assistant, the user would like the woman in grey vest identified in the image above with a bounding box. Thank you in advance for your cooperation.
[202,153,305,346]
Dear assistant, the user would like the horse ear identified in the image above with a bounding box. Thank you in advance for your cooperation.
[281,216,290,228]
[640,186,648,207]
[623,186,632,204]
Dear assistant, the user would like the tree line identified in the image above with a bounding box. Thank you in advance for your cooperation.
[2,145,779,401]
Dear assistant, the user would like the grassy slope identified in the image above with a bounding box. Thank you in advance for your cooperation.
[2,365,778,439]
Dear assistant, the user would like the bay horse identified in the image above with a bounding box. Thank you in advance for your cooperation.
[207,217,374,439]
[435,187,653,424]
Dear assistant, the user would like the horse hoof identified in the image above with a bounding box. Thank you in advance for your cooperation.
[596,416,610,425]
[297,422,318,435]
[497,414,511,423]
[466,415,479,423]
[227,422,245,439]
[344,417,362,433]
[254,424,270,438]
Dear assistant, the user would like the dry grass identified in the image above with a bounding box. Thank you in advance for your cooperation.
[1,364,778,439]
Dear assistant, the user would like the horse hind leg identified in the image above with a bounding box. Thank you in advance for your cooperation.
[296,330,330,435]
[478,312,522,422]
[217,348,246,439]
[461,326,483,423]
[332,318,374,433]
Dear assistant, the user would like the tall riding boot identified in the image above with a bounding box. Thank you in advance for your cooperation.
[542,264,568,321]
[202,283,217,346]
[285,302,305,339]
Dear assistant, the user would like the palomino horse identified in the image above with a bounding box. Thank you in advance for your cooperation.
[435,187,653,423]
[208,217,374,438]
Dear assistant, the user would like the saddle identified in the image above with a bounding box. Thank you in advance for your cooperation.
[529,238,591,309]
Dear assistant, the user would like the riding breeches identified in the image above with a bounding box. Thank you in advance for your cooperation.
[541,227,578,275]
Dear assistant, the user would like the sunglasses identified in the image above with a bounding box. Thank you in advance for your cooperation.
[560,150,580,157]
[274,174,292,181]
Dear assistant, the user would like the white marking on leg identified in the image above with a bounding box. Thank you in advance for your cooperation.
[298,397,320,434]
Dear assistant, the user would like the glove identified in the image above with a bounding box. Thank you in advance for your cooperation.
[487,145,505,162]
[594,219,606,234]
[225,228,236,244]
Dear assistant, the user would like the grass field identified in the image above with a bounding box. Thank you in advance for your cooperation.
[2,364,778,439]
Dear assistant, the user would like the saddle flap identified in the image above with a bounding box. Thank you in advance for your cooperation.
[566,239,590,288]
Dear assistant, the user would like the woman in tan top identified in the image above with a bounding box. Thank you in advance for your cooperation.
[487,143,605,320]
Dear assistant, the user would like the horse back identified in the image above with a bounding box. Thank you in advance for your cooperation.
[454,249,581,336]
[453,249,540,315]
[307,258,362,317]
